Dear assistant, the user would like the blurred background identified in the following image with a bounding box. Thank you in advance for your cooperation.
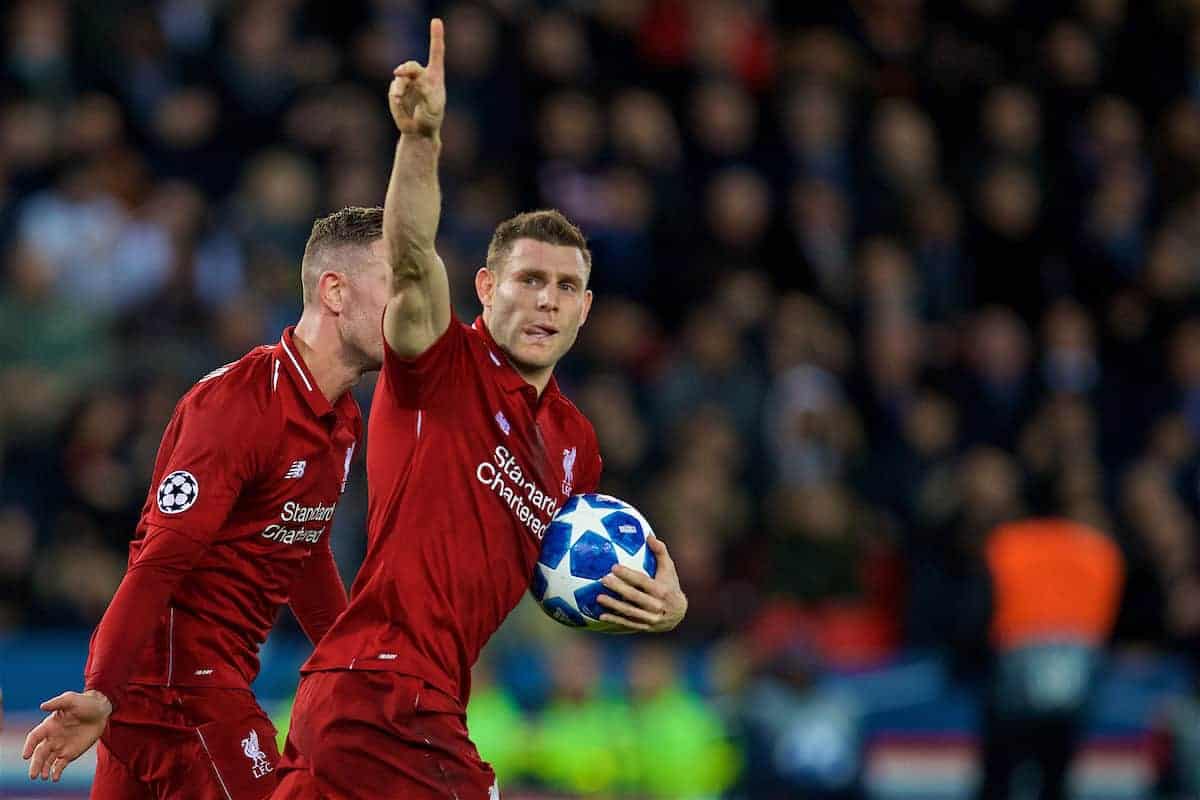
[3,0,1200,798]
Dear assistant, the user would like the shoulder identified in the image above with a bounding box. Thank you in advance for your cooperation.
[176,346,282,431]
[461,321,503,364]
[417,318,501,379]
[383,316,476,374]
[551,392,600,452]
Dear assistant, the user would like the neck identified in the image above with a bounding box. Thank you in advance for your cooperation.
[292,310,365,404]
[514,361,554,396]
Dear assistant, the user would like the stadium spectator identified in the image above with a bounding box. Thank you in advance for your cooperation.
[8,1,1200,796]
[624,642,740,798]
[980,517,1124,800]
[528,637,635,796]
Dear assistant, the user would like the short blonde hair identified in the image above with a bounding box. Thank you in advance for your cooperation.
[301,206,385,303]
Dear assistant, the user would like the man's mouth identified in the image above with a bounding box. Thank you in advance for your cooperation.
[523,324,559,341]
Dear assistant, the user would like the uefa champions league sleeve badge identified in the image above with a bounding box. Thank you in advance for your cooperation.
[157,470,200,514]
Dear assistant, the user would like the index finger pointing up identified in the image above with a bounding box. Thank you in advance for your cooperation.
[428,18,445,77]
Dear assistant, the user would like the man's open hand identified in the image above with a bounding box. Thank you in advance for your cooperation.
[22,690,112,783]
[389,18,446,137]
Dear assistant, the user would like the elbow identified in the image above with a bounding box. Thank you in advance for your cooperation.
[385,228,436,262]
[387,245,436,288]
[391,263,424,289]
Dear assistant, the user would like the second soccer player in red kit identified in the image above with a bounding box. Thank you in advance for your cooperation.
[273,19,689,800]
[22,208,392,799]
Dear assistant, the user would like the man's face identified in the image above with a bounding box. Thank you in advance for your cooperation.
[477,238,593,377]
[337,239,391,371]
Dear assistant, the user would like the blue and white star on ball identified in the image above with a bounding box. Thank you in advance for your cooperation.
[531,493,658,629]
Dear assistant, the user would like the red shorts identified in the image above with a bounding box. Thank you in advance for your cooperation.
[273,670,497,800]
[92,684,279,800]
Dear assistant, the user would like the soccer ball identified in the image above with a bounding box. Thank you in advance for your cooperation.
[531,493,658,629]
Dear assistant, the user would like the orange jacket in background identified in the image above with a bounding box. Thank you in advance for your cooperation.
[985,518,1124,650]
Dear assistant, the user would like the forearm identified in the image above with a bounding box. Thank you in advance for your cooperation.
[288,546,348,646]
[385,133,443,285]
[84,528,207,710]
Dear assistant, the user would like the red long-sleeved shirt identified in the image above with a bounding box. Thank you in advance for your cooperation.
[85,328,359,710]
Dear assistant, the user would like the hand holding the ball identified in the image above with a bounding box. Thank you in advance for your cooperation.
[596,534,687,633]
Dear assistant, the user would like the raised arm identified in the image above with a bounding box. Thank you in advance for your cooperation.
[383,17,452,359]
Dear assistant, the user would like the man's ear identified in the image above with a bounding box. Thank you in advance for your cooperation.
[474,267,495,309]
[318,271,346,313]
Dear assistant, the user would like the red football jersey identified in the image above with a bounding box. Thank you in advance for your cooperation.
[303,317,602,707]
[85,328,360,697]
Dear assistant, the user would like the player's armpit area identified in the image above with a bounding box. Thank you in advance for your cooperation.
[383,259,452,360]
[381,307,465,409]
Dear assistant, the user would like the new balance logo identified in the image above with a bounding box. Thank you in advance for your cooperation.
[284,460,306,479]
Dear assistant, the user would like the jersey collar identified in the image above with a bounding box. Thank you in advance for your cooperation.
[471,316,561,402]
[277,326,339,419]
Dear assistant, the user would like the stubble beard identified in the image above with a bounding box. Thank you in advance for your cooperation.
[508,329,576,378]
[341,317,382,374]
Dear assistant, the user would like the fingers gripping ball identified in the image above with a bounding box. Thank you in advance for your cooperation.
[531,494,658,629]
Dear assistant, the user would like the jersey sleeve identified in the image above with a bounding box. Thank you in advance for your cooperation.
[381,315,469,409]
[288,544,348,646]
[84,526,210,712]
[142,389,276,543]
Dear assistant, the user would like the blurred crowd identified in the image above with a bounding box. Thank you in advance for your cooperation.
[7,0,1200,796]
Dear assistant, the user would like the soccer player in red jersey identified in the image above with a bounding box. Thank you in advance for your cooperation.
[21,207,392,799]
[272,19,688,800]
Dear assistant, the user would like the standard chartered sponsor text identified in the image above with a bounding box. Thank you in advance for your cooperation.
[261,524,323,544]
[261,500,337,543]
[281,500,336,522]
[476,445,558,539]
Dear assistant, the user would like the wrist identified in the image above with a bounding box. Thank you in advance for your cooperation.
[401,130,442,147]
[83,689,113,716]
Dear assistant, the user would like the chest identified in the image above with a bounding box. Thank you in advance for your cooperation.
[371,375,587,542]
[484,377,586,483]
[234,416,357,546]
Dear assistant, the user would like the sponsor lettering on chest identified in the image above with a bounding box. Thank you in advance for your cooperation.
[260,500,337,544]
[475,444,562,539]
